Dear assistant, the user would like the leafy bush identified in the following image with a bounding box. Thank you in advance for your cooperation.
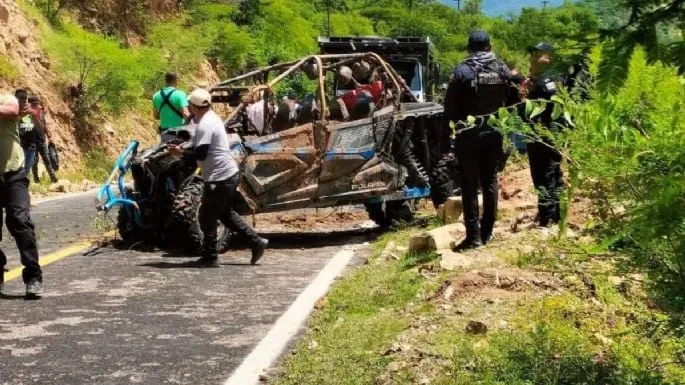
[563,47,685,299]
[46,23,166,118]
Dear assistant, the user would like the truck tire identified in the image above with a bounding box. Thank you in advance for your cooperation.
[165,179,233,255]
[166,180,204,254]
[365,200,415,228]
[430,154,461,208]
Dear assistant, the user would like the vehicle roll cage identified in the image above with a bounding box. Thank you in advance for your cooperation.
[210,53,418,123]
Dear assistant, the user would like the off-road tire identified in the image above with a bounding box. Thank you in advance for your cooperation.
[166,179,204,254]
[430,154,461,208]
[365,200,415,228]
[116,206,141,244]
[165,179,234,255]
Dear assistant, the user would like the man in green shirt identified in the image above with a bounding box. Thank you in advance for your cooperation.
[0,92,42,298]
[152,72,190,142]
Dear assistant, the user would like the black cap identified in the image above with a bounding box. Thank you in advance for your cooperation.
[528,42,554,54]
[165,72,178,83]
[28,95,40,104]
[14,89,27,101]
[468,30,491,52]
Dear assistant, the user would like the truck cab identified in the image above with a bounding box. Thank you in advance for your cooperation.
[318,36,439,103]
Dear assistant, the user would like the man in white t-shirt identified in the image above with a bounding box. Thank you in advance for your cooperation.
[169,89,268,267]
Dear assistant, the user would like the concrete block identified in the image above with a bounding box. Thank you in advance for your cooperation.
[437,196,463,224]
[408,232,437,253]
[427,223,466,250]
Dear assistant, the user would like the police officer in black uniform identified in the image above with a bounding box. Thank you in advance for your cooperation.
[524,42,566,227]
[445,31,516,251]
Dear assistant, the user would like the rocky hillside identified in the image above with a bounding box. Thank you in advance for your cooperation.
[0,0,84,170]
[0,0,218,174]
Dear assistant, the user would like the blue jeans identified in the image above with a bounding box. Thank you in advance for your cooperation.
[22,148,36,178]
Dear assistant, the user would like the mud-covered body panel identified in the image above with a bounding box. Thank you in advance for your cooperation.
[231,102,443,215]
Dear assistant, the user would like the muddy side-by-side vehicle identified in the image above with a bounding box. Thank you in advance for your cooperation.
[97,53,460,253]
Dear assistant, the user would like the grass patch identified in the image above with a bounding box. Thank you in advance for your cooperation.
[274,228,427,385]
[0,56,20,81]
[57,149,112,184]
[275,217,685,385]
[433,293,685,385]
[400,251,441,270]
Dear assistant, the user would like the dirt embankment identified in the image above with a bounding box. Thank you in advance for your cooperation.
[0,0,219,173]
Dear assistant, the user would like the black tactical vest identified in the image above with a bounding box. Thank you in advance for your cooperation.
[461,61,510,117]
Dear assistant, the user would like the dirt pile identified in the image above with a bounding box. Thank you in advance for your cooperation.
[253,207,372,233]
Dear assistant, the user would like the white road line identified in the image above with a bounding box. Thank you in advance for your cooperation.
[224,247,357,385]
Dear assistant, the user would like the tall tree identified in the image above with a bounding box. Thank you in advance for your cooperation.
[232,0,264,26]
[463,0,483,14]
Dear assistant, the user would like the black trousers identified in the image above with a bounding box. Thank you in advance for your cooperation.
[527,141,564,226]
[0,171,41,283]
[32,141,58,183]
[455,128,503,242]
[199,173,261,258]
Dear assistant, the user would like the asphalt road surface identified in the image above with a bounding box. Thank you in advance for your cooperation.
[1,192,371,385]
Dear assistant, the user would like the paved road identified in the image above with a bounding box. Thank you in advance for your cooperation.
[2,192,101,258]
[1,192,371,385]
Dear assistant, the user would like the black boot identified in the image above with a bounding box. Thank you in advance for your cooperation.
[251,238,269,265]
[451,237,483,251]
[193,256,220,268]
[195,245,220,268]
[451,238,483,251]
[480,223,494,245]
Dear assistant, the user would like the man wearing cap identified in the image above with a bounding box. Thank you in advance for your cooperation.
[169,88,269,267]
[444,31,516,251]
[152,72,190,143]
[28,96,58,184]
[0,91,43,298]
[523,42,566,227]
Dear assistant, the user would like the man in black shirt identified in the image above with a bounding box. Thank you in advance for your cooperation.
[524,42,566,227]
[444,31,516,250]
[28,96,58,184]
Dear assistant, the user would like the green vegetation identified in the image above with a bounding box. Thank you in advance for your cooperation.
[275,229,429,385]
[276,211,685,384]
[0,56,20,82]
[488,43,684,304]
[565,46,684,303]
[22,0,610,129]
[46,23,166,115]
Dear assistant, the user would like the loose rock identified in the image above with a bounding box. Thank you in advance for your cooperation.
[0,4,9,23]
[465,320,488,335]
[49,180,71,193]
[427,223,465,250]
[409,232,437,253]
[437,197,464,224]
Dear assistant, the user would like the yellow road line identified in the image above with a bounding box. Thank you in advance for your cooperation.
[4,231,116,282]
